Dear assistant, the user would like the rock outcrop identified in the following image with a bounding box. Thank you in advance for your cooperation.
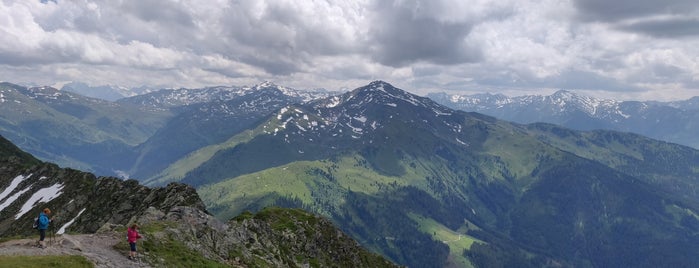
[0,135,204,237]
[135,206,399,267]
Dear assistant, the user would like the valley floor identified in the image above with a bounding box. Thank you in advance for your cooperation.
[0,232,150,268]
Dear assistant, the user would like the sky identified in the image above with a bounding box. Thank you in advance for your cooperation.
[1,0,698,101]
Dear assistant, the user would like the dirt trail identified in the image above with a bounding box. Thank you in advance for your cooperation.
[0,232,151,268]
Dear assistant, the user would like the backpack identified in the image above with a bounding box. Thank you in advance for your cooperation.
[32,217,39,229]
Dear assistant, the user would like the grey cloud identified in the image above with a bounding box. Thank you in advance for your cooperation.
[618,18,699,38]
[33,1,197,48]
[0,40,105,66]
[321,63,375,80]
[121,0,195,27]
[202,67,248,79]
[572,0,699,37]
[466,66,643,93]
[261,4,353,55]
[115,1,200,48]
[0,52,47,66]
[548,70,644,92]
[238,54,302,76]
[217,1,358,75]
[368,0,482,67]
[573,0,699,22]
[412,65,443,77]
[626,62,697,88]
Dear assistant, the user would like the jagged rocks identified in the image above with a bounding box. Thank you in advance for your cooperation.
[136,206,399,267]
[0,149,205,237]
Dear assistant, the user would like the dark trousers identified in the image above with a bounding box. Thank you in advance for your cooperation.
[39,229,46,241]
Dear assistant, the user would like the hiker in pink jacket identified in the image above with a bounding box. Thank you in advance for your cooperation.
[127,224,143,260]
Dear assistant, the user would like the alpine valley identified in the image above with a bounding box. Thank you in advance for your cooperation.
[2,80,699,267]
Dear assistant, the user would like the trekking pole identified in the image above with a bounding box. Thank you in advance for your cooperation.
[50,224,55,246]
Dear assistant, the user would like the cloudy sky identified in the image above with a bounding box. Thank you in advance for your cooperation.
[1,0,698,100]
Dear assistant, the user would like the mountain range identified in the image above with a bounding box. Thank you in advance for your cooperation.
[125,82,338,181]
[159,81,699,267]
[2,80,699,267]
[0,81,335,179]
[428,90,699,149]
[59,82,150,102]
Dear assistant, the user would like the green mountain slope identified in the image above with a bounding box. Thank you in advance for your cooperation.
[527,123,699,205]
[132,87,300,180]
[160,81,699,267]
[0,82,171,176]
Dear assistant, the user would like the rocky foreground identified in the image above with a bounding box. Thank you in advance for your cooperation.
[0,233,146,268]
[1,205,399,267]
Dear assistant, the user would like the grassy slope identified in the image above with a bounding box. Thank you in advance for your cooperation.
[199,153,426,220]
[0,256,93,268]
[144,129,258,186]
[171,102,699,267]
[409,213,483,268]
[526,123,699,205]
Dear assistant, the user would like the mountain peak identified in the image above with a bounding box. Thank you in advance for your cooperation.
[551,89,578,100]
[256,81,278,88]
[368,80,392,87]
[355,80,406,95]
[312,80,452,117]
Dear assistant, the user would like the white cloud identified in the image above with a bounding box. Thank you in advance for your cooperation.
[0,0,697,100]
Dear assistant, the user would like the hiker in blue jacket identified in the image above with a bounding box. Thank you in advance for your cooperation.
[37,208,52,248]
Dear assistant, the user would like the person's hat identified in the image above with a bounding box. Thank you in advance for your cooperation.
[43,208,51,214]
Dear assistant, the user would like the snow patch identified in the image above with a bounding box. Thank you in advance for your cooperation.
[15,183,65,219]
[0,175,29,202]
[277,107,288,119]
[346,122,363,134]
[456,138,469,146]
[433,109,452,116]
[326,96,341,108]
[0,187,31,213]
[57,208,86,235]
[617,110,631,118]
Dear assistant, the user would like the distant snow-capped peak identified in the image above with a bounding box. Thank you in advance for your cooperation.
[246,81,336,102]
[435,89,622,117]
